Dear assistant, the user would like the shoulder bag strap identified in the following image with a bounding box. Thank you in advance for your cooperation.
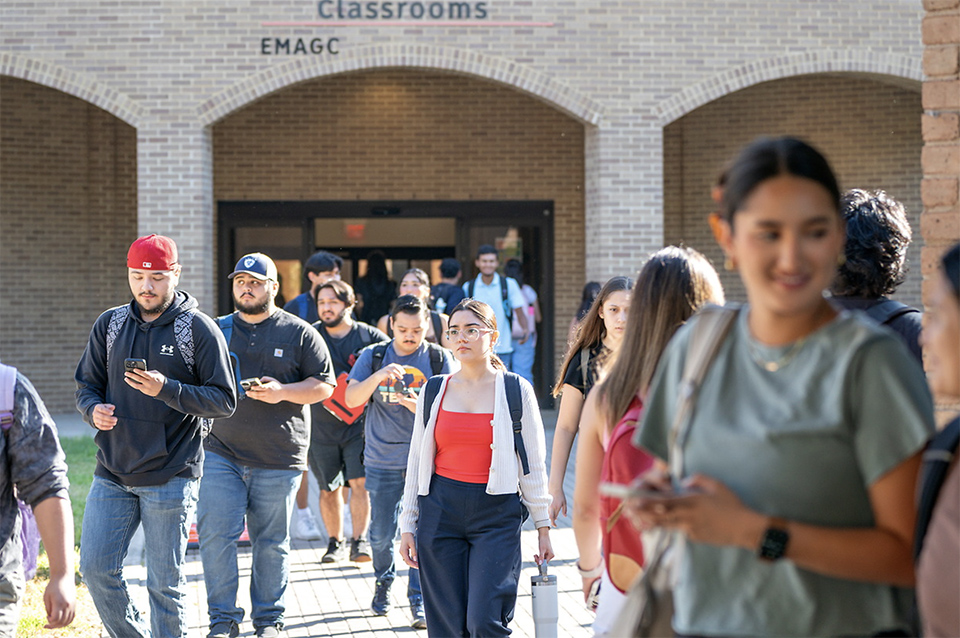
[420,376,444,430]
[0,364,17,431]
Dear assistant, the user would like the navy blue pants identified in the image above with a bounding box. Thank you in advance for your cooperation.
[417,475,525,637]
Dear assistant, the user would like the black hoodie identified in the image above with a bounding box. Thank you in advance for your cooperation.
[75,291,237,486]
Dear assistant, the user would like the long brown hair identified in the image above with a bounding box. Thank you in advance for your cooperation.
[552,276,633,397]
[596,247,724,431]
[449,298,507,371]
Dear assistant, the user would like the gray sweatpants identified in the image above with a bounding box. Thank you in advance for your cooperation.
[0,534,23,638]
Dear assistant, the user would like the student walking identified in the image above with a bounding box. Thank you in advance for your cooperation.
[345,295,457,629]
[398,299,553,637]
[76,235,237,638]
[572,247,724,635]
[547,276,632,525]
[504,259,541,385]
[629,137,934,637]
[377,268,447,346]
[198,253,335,638]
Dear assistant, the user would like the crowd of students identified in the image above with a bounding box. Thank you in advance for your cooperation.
[1,135,957,638]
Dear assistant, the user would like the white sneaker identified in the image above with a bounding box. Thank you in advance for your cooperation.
[294,509,323,540]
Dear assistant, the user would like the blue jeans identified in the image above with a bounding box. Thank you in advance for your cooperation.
[365,466,421,604]
[80,474,199,638]
[510,333,536,385]
[197,451,301,630]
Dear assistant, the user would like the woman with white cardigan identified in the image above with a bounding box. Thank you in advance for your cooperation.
[399,298,553,637]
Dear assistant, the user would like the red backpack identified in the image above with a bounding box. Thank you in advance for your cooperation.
[599,395,655,590]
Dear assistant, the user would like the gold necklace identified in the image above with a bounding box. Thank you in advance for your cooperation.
[747,337,807,372]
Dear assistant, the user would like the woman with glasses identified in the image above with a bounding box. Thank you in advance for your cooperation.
[398,299,553,637]
[378,268,448,345]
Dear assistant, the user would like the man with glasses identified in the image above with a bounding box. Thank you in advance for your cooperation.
[345,295,456,629]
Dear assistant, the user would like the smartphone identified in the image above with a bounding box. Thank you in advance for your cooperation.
[240,377,263,391]
[598,481,685,500]
[124,358,147,371]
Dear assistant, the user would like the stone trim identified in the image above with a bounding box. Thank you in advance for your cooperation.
[0,52,143,128]
[656,49,922,126]
[195,43,605,127]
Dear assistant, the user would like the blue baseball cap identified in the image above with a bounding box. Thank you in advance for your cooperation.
[228,253,278,281]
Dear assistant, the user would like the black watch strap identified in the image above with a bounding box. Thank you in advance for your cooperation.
[758,517,790,562]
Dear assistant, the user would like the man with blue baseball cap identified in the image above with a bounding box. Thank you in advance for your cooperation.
[197,252,336,638]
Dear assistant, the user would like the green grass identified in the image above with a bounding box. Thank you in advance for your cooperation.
[60,436,98,547]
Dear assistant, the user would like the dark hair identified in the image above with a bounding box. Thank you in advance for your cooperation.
[304,250,343,275]
[390,294,429,320]
[553,276,633,397]
[832,189,912,298]
[400,268,430,289]
[720,137,841,225]
[476,244,498,259]
[448,299,507,371]
[316,279,356,308]
[504,259,525,287]
[439,258,461,279]
[576,282,602,321]
[363,250,389,282]
[943,243,960,300]
[596,247,724,429]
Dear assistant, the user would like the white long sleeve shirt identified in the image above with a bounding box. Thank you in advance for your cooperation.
[399,371,552,534]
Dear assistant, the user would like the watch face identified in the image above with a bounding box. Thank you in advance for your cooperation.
[759,527,790,561]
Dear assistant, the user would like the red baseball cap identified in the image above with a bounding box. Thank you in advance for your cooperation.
[127,234,178,271]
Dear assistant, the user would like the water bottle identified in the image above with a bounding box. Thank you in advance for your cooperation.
[531,562,558,638]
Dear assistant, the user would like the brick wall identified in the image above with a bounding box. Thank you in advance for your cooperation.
[664,75,923,307]
[0,77,137,411]
[213,68,585,379]
[921,0,960,421]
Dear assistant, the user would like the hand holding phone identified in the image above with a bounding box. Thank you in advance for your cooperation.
[124,358,147,371]
[599,481,686,500]
[240,377,263,391]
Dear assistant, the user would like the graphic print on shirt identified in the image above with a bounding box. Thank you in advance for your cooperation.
[378,365,428,404]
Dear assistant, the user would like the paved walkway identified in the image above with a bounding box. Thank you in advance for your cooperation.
[55,410,596,637]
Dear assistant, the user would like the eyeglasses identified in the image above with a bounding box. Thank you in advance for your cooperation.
[444,327,494,341]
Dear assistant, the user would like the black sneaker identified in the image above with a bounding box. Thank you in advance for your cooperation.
[322,537,345,564]
[350,537,372,563]
[371,578,392,615]
[207,620,239,638]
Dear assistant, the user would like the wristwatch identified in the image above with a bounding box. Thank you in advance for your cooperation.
[757,517,790,562]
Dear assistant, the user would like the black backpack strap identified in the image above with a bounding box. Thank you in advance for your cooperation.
[427,342,444,376]
[914,418,960,561]
[865,299,920,326]
[216,314,244,397]
[503,372,530,476]
[499,274,512,322]
[420,376,444,430]
[371,342,388,373]
[430,311,444,343]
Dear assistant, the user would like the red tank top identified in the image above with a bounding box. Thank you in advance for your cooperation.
[434,401,494,484]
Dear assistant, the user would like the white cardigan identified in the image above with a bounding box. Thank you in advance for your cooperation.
[398,371,552,534]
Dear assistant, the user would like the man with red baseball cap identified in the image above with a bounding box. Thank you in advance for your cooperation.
[75,234,237,638]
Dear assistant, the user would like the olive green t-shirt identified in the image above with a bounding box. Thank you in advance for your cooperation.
[637,307,934,637]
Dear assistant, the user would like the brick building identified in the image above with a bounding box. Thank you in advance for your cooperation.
[1,1,956,410]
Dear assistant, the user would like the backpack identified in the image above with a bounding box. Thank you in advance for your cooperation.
[216,314,245,396]
[864,299,920,326]
[914,417,960,561]
[419,372,531,475]
[467,274,513,323]
[106,304,199,377]
[0,363,41,581]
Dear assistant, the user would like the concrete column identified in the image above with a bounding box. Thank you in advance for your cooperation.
[136,121,216,314]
